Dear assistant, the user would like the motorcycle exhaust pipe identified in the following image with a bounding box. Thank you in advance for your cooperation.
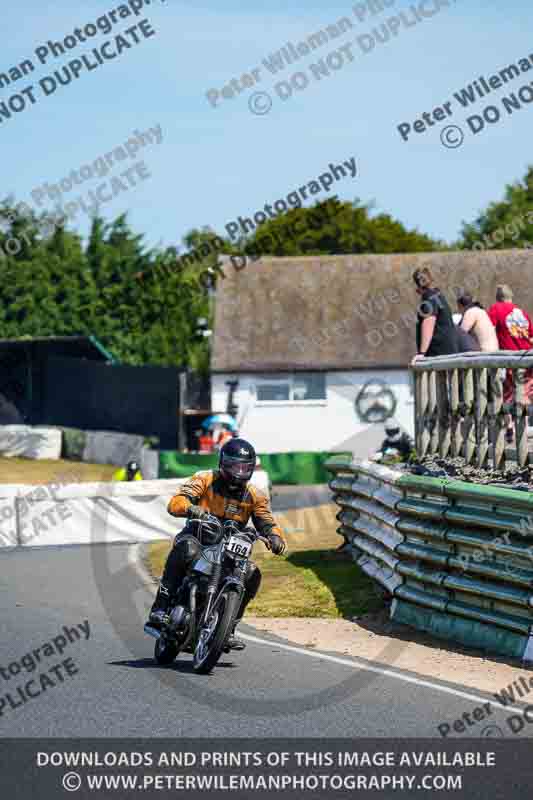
[143,624,162,640]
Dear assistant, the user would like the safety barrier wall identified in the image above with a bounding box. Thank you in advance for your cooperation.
[412,351,533,470]
[0,425,159,478]
[0,426,62,460]
[0,471,270,548]
[160,451,350,484]
[327,458,533,662]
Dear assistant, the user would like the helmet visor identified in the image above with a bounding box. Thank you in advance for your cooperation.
[221,455,255,481]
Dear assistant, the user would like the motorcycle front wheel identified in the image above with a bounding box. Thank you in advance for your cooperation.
[192,590,241,674]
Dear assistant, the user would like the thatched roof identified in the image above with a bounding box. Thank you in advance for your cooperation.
[212,250,533,372]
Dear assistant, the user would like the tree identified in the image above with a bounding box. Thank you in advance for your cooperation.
[458,165,533,250]
[0,202,211,371]
[239,197,440,257]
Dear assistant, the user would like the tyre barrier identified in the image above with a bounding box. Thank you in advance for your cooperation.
[327,458,533,662]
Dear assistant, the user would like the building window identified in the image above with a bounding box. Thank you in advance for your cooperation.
[255,373,326,402]
[256,380,290,402]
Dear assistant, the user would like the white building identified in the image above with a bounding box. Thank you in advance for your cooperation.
[211,254,419,458]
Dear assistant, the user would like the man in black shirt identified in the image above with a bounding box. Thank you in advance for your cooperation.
[411,268,459,364]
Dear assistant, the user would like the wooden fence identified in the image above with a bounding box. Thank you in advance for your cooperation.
[411,352,533,469]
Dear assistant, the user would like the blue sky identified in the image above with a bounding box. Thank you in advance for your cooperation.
[3,0,532,251]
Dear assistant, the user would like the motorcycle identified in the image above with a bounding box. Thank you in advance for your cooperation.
[144,514,271,674]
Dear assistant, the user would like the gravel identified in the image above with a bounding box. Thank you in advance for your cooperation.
[407,456,533,491]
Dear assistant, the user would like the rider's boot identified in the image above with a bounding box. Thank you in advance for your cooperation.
[147,583,171,630]
[146,536,189,631]
[225,566,262,651]
[225,618,246,651]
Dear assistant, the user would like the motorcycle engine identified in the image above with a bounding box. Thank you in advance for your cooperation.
[168,605,189,637]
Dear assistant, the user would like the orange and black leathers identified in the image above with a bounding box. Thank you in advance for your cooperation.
[151,470,283,619]
[167,469,285,541]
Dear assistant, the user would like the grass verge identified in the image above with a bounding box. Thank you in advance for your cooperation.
[0,457,117,484]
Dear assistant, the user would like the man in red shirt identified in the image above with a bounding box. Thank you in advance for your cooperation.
[488,284,533,442]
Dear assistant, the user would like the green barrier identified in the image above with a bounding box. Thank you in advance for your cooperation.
[159,451,219,478]
[59,427,87,461]
[159,451,352,484]
[392,598,527,659]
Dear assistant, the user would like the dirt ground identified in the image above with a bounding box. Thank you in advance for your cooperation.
[245,609,532,696]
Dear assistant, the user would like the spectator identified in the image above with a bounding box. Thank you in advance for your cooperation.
[113,460,143,481]
[457,294,498,352]
[488,284,533,443]
[214,427,234,451]
[198,431,214,453]
[411,268,459,365]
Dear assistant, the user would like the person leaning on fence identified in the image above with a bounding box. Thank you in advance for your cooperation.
[410,267,460,366]
[457,293,498,352]
[488,284,533,444]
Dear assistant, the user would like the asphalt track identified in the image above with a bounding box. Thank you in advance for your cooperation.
[1,541,532,740]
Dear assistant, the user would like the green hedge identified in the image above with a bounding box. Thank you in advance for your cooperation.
[159,451,352,484]
[59,427,87,461]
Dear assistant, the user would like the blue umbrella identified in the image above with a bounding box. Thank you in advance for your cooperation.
[202,414,238,431]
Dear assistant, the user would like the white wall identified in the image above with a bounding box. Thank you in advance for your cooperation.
[212,370,415,457]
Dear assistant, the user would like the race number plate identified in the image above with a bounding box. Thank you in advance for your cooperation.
[226,536,252,557]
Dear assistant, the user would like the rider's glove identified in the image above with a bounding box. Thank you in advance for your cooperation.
[187,505,208,521]
[268,533,286,556]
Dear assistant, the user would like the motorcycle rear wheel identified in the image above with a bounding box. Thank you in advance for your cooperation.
[192,591,240,674]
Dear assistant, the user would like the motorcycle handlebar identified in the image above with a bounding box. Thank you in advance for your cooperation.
[195,514,272,549]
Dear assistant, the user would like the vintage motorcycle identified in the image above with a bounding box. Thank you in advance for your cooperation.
[144,514,270,674]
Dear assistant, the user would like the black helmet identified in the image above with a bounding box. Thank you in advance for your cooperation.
[219,438,256,488]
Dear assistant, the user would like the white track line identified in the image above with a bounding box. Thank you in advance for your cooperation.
[130,544,524,715]
[239,632,526,715]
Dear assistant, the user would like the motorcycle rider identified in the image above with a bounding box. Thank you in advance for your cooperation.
[373,418,413,463]
[147,438,286,650]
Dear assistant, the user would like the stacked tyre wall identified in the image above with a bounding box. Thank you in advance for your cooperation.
[328,459,533,661]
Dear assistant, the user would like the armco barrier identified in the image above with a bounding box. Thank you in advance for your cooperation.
[0,471,270,548]
[327,458,533,662]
